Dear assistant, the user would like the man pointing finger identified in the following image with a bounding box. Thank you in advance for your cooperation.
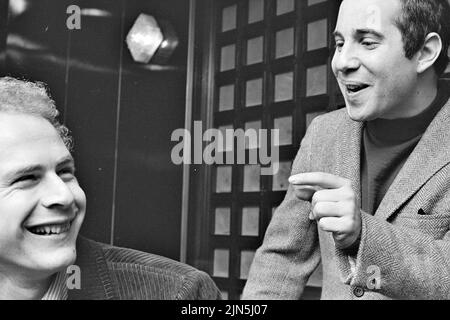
[289,173,361,250]
[243,0,450,300]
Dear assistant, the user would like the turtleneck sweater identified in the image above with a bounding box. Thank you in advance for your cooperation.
[361,82,450,215]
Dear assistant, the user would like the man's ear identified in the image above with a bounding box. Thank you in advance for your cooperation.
[416,32,442,74]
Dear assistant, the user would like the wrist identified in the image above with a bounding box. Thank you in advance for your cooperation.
[342,227,362,256]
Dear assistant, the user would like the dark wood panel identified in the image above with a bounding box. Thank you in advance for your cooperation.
[113,0,189,261]
[0,0,9,74]
[64,0,124,244]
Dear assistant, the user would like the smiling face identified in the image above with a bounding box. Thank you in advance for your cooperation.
[0,113,86,280]
[332,0,421,121]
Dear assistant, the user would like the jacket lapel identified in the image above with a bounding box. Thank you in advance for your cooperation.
[375,97,450,221]
[68,236,118,300]
[336,113,364,206]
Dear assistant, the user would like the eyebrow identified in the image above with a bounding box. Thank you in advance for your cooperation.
[332,28,385,39]
[355,28,385,39]
[4,155,75,183]
[332,30,344,38]
[56,155,75,169]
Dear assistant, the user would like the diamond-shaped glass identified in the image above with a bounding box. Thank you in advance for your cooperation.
[126,14,164,63]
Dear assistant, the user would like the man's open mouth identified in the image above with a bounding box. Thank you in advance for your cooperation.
[26,222,72,236]
[346,83,370,93]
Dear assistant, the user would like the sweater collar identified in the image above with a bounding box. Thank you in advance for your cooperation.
[67,236,118,300]
[365,80,450,145]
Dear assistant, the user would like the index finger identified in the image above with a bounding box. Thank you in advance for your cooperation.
[288,172,349,189]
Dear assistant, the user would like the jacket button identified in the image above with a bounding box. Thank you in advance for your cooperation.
[353,286,365,298]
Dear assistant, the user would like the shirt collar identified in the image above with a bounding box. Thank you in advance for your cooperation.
[41,270,68,300]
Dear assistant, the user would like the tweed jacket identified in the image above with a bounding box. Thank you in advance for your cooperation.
[243,81,450,300]
[68,236,221,300]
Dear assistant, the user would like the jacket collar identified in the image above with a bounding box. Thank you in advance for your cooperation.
[67,236,118,300]
[375,93,450,221]
[337,80,450,221]
[336,113,364,209]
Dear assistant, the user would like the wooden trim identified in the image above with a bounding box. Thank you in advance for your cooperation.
[186,0,216,272]
[180,0,197,263]
[0,0,9,74]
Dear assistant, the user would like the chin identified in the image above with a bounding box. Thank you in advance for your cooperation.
[346,106,367,122]
[29,245,77,276]
[345,103,377,122]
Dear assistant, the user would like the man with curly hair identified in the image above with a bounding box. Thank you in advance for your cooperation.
[0,77,220,300]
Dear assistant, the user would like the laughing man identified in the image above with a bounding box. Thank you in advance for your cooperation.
[243,0,450,300]
[0,77,220,300]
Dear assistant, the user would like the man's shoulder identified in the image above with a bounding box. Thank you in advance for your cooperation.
[305,107,350,142]
[310,107,348,128]
[78,237,220,300]
[92,239,194,275]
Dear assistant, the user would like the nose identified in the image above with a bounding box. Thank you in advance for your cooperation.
[332,43,361,75]
[41,173,75,210]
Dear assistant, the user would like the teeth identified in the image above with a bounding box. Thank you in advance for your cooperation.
[28,222,71,236]
[346,84,368,92]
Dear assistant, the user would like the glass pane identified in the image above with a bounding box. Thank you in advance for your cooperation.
[213,249,229,278]
[248,0,264,24]
[275,27,294,58]
[219,84,234,111]
[216,166,232,193]
[276,0,294,15]
[244,165,260,192]
[220,44,235,71]
[246,36,264,65]
[307,19,328,51]
[219,124,234,152]
[245,120,261,149]
[306,65,327,96]
[274,116,292,146]
[214,208,231,235]
[222,5,237,32]
[246,78,263,107]
[308,0,327,5]
[306,111,325,128]
[272,161,292,191]
[241,207,259,236]
[274,72,293,102]
[240,250,256,280]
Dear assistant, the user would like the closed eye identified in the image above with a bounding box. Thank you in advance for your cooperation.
[360,38,379,49]
[13,174,39,185]
[58,167,76,181]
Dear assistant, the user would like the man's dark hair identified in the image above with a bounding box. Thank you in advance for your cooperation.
[0,77,73,149]
[395,0,450,76]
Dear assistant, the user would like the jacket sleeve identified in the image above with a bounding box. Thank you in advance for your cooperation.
[177,270,222,300]
[335,211,450,299]
[242,119,321,299]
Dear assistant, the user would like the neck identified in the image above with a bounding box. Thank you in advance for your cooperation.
[0,270,53,300]
[386,72,438,120]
